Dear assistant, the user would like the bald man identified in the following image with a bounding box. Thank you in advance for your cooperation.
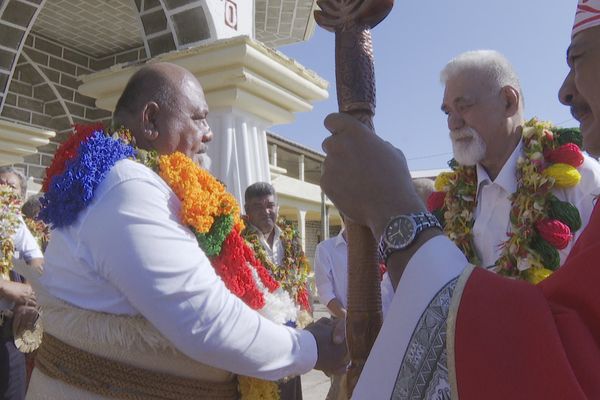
[26,63,346,400]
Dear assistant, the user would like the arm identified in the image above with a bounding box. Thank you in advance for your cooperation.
[313,243,340,311]
[319,113,472,398]
[82,176,330,380]
[0,280,35,306]
[12,218,44,277]
[321,113,443,288]
[326,298,346,320]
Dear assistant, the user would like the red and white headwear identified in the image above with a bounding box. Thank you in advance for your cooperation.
[573,0,600,37]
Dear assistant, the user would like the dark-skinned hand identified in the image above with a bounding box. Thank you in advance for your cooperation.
[305,317,349,375]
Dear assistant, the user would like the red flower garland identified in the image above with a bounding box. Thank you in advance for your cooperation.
[212,230,279,310]
[296,288,310,312]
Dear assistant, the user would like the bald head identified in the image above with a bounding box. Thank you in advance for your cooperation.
[112,62,213,161]
[412,178,435,204]
[114,63,191,124]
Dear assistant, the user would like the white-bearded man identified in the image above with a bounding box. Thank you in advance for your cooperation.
[320,1,600,398]
[435,50,600,278]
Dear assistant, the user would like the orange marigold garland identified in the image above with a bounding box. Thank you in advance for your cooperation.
[158,153,243,234]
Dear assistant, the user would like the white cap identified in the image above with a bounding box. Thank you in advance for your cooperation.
[573,0,600,37]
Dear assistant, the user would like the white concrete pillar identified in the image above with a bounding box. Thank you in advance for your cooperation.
[270,144,278,167]
[207,108,271,205]
[299,154,305,181]
[297,209,307,251]
[321,191,329,241]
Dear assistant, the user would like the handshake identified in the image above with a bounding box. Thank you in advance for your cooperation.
[305,317,349,375]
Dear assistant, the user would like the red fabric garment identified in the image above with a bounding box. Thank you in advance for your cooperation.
[454,202,600,399]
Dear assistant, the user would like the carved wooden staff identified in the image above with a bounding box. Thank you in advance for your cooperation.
[314,0,394,396]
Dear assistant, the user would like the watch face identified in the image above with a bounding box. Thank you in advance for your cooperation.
[384,215,416,249]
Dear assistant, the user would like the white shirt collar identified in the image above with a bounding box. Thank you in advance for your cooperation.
[251,223,282,246]
[476,139,522,195]
[334,230,347,247]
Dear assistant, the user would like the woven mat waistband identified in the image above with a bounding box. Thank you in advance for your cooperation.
[36,333,239,400]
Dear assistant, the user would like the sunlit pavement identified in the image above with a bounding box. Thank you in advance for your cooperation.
[302,369,330,399]
[302,303,332,400]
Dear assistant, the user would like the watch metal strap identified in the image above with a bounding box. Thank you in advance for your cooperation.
[378,211,441,262]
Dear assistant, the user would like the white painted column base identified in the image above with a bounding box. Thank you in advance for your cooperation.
[297,209,307,251]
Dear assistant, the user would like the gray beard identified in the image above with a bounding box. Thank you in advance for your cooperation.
[194,153,212,171]
[450,128,486,166]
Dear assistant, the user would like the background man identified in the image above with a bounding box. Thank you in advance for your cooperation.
[319,1,600,397]
[314,214,347,322]
[314,214,348,400]
[0,166,43,400]
[27,63,345,399]
[412,178,435,204]
[242,181,311,400]
[243,183,283,268]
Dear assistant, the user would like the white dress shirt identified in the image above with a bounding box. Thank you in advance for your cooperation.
[314,231,348,309]
[13,216,43,263]
[473,140,600,267]
[315,231,393,318]
[39,159,316,380]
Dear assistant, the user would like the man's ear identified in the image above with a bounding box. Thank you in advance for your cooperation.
[501,86,520,118]
[141,102,160,142]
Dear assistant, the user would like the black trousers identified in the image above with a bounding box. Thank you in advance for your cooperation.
[0,338,25,400]
[279,375,302,400]
[0,338,27,400]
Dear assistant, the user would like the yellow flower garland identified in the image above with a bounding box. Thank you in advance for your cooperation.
[239,377,280,399]
[0,185,22,276]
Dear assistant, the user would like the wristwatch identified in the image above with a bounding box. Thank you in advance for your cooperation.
[378,211,442,262]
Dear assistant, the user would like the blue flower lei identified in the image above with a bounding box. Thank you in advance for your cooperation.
[40,130,135,228]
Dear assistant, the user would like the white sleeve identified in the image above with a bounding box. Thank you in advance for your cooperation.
[380,272,394,318]
[354,235,468,399]
[573,156,600,240]
[557,155,600,264]
[81,177,317,380]
[12,218,43,261]
[313,243,336,306]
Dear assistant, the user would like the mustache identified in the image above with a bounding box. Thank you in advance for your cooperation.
[570,104,591,121]
[449,127,478,141]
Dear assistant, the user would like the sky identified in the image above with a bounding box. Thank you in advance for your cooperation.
[274,1,578,172]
